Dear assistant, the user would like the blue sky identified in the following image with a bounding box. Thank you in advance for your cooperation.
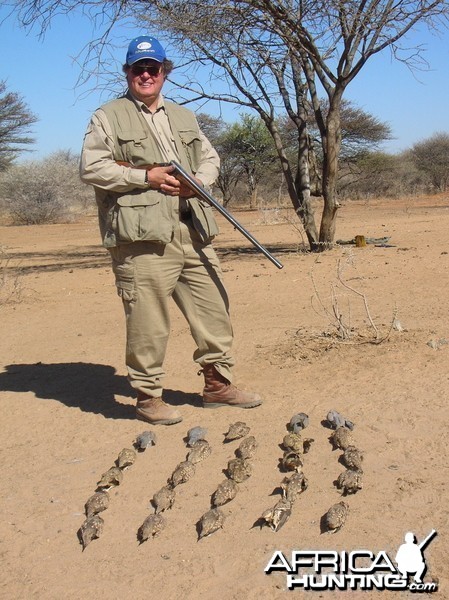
[1,5,448,160]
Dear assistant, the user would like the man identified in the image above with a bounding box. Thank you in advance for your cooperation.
[80,35,262,425]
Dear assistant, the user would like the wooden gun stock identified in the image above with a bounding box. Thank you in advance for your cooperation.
[116,161,171,169]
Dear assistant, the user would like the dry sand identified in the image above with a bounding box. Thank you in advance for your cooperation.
[1,195,448,599]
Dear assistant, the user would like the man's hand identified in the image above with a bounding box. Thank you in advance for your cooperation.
[146,165,179,195]
[146,165,203,197]
[177,175,203,198]
[147,165,203,198]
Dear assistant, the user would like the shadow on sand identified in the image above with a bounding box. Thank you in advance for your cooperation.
[0,362,202,420]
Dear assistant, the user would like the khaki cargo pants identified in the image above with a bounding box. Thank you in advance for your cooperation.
[109,216,234,397]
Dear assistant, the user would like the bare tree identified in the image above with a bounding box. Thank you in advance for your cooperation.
[242,0,448,247]
[0,80,38,171]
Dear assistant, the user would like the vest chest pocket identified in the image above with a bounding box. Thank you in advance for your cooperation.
[178,128,202,170]
[117,130,149,164]
[178,128,200,145]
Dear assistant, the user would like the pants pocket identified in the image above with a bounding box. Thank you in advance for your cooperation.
[112,259,137,303]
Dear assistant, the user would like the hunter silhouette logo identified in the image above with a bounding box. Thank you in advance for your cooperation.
[265,530,438,592]
[395,529,437,584]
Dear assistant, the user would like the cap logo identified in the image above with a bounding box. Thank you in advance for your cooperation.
[137,42,152,50]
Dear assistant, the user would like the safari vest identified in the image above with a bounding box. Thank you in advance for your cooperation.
[95,94,219,247]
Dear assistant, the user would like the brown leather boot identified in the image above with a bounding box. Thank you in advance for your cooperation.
[201,365,262,409]
[136,393,182,425]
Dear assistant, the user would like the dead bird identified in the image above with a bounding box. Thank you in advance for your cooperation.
[85,491,110,519]
[330,426,354,451]
[326,409,355,431]
[134,430,157,451]
[283,433,315,454]
[187,439,212,464]
[198,508,225,539]
[152,485,176,513]
[341,445,364,471]
[282,432,302,452]
[325,501,349,533]
[78,515,104,550]
[138,514,166,543]
[236,435,258,459]
[260,499,292,532]
[169,460,196,487]
[281,472,308,503]
[186,426,208,447]
[336,469,363,495]
[224,421,250,442]
[117,448,137,470]
[211,479,239,507]
[280,449,304,472]
[288,412,309,434]
[96,467,123,491]
[227,458,252,482]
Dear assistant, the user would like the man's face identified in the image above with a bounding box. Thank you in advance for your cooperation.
[126,60,165,108]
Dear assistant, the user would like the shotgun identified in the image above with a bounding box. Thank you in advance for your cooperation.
[171,161,283,269]
[116,160,283,269]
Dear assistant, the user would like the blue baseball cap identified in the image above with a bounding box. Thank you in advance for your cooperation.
[126,36,166,65]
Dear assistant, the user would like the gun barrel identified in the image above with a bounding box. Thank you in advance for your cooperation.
[170,161,283,270]
[418,529,437,551]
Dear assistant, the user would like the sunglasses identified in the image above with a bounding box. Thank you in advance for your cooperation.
[130,64,162,77]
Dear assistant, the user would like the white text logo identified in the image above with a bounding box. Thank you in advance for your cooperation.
[265,530,438,593]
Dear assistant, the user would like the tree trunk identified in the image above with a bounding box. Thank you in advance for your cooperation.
[319,97,342,249]
[295,128,320,250]
[222,190,232,207]
[251,184,258,209]
[265,118,319,251]
[246,168,256,209]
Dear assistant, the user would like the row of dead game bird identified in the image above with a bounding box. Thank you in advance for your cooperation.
[78,409,363,549]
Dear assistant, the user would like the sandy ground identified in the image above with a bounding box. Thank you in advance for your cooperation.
[1,194,448,599]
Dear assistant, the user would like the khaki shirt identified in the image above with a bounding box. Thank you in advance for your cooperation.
[80,94,220,192]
